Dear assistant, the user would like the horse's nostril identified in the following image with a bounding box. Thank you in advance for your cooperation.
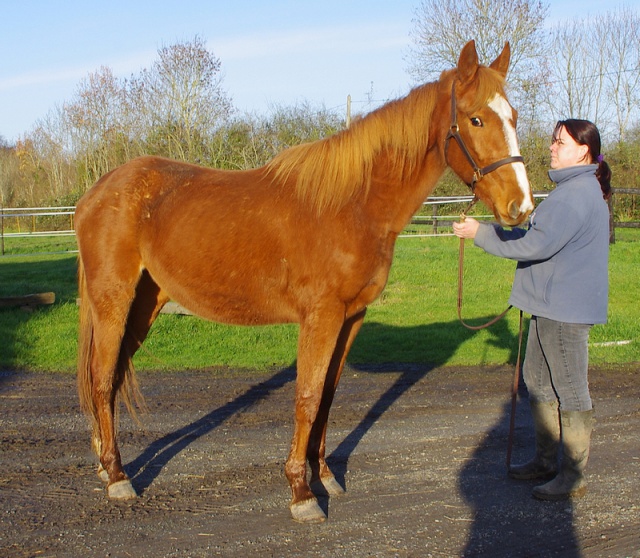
[508,200,520,220]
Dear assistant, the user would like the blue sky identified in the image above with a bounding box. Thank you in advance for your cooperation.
[1,0,611,143]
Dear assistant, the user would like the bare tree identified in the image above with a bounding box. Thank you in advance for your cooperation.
[406,0,550,133]
[597,7,640,142]
[207,103,344,171]
[132,36,234,161]
[545,7,640,142]
[0,141,20,206]
[64,66,133,189]
[544,18,606,129]
[10,105,77,206]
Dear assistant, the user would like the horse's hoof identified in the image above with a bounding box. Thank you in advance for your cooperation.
[97,464,109,483]
[290,499,327,523]
[310,477,345,497]
[107,479,137,500]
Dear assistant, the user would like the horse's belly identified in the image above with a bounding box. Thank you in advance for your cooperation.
[175,291,297,326]
[145,248,298,326]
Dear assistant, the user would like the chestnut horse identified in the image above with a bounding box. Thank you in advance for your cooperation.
[75,40,533,523]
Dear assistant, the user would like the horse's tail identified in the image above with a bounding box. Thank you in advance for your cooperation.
[77,255,100,448]
[77,255,144,454]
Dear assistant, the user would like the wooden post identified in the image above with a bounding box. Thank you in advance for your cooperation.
[432,203,438,235]
[346,95,351,128]
[608,191,615,244]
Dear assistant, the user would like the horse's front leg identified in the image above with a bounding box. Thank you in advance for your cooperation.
[286,309,345,523]
[308,308,367,497]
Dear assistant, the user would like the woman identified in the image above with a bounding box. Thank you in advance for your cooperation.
[453,119,611,501]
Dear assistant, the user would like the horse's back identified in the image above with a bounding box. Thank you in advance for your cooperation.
[77,156,242,211]
[76,156,270,242]
[75,156,305,323]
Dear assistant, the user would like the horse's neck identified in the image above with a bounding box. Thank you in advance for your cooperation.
[363,145,446,234]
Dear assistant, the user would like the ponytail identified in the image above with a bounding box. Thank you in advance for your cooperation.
[595,157,612,201]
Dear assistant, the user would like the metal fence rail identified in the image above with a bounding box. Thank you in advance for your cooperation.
[1,189,636,255]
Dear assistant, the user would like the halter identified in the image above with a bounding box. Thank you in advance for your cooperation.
[444,82,524,192]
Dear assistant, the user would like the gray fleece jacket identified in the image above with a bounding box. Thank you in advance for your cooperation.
[474,164,609,324]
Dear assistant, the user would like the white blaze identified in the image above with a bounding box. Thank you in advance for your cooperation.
[488,94,534,213]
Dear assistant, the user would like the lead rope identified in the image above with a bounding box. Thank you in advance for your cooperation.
[456,200,524,469]
[506,309,524,468]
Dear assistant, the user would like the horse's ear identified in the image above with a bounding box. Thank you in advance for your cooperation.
[456,40,480,84]
[489,42,511,78]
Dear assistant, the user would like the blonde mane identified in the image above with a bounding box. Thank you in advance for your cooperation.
[266,65,506,215]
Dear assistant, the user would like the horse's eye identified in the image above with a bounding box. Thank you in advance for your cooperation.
[470,117,483,127]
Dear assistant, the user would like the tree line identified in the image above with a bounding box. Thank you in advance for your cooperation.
[1,3,638,222]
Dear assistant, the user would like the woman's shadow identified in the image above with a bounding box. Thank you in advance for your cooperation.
[458,367,581,556]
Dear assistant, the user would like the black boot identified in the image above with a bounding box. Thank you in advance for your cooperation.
[533,409,594,501]
[509,400,559,480]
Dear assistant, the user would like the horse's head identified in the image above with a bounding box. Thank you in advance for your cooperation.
[442,40,533,226]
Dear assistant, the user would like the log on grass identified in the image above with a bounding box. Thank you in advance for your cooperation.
[0,292,56,309]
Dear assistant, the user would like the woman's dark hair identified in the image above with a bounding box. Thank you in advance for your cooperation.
[554,119,612,200]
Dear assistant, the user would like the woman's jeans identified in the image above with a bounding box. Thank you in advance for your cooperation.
[523,316,593,412]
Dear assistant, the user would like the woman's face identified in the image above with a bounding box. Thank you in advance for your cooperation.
[549,126,589,169]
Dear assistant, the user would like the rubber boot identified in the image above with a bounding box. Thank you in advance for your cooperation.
[533,409,594,501]
[508,400,560,480]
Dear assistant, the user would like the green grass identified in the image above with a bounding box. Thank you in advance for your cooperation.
[1,230,638,372]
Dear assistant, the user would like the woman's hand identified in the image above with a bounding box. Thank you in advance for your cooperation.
[452,217,480,239]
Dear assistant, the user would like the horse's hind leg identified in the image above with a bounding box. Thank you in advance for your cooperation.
[94,270,169,498]
[121,270,170,363]
[308,309,366,497]
[88,304,138,499]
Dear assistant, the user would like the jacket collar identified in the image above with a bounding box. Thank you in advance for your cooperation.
[548,164,598,185]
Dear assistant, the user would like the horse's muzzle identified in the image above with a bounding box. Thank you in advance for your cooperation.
[501,199,532,227]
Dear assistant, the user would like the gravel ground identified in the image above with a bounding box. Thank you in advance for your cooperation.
[1,364,638,557]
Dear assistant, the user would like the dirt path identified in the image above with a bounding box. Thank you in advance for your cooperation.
[1,365,638,557]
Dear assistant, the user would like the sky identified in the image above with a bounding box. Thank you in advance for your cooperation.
[0,0,614,143]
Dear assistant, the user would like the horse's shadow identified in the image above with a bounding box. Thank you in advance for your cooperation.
[325,314,522,486]
[126,365,297,493]
[125,314,518,496]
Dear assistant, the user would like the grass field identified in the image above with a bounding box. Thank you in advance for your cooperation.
[0,230,638,372]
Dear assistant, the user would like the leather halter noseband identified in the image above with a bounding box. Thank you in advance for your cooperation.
[444,82,524,192]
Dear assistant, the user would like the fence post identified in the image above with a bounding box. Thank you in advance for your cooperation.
[609,192,615,244]
[432,203,438,235]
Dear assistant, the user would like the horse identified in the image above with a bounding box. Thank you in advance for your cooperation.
[75,40,533,523]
